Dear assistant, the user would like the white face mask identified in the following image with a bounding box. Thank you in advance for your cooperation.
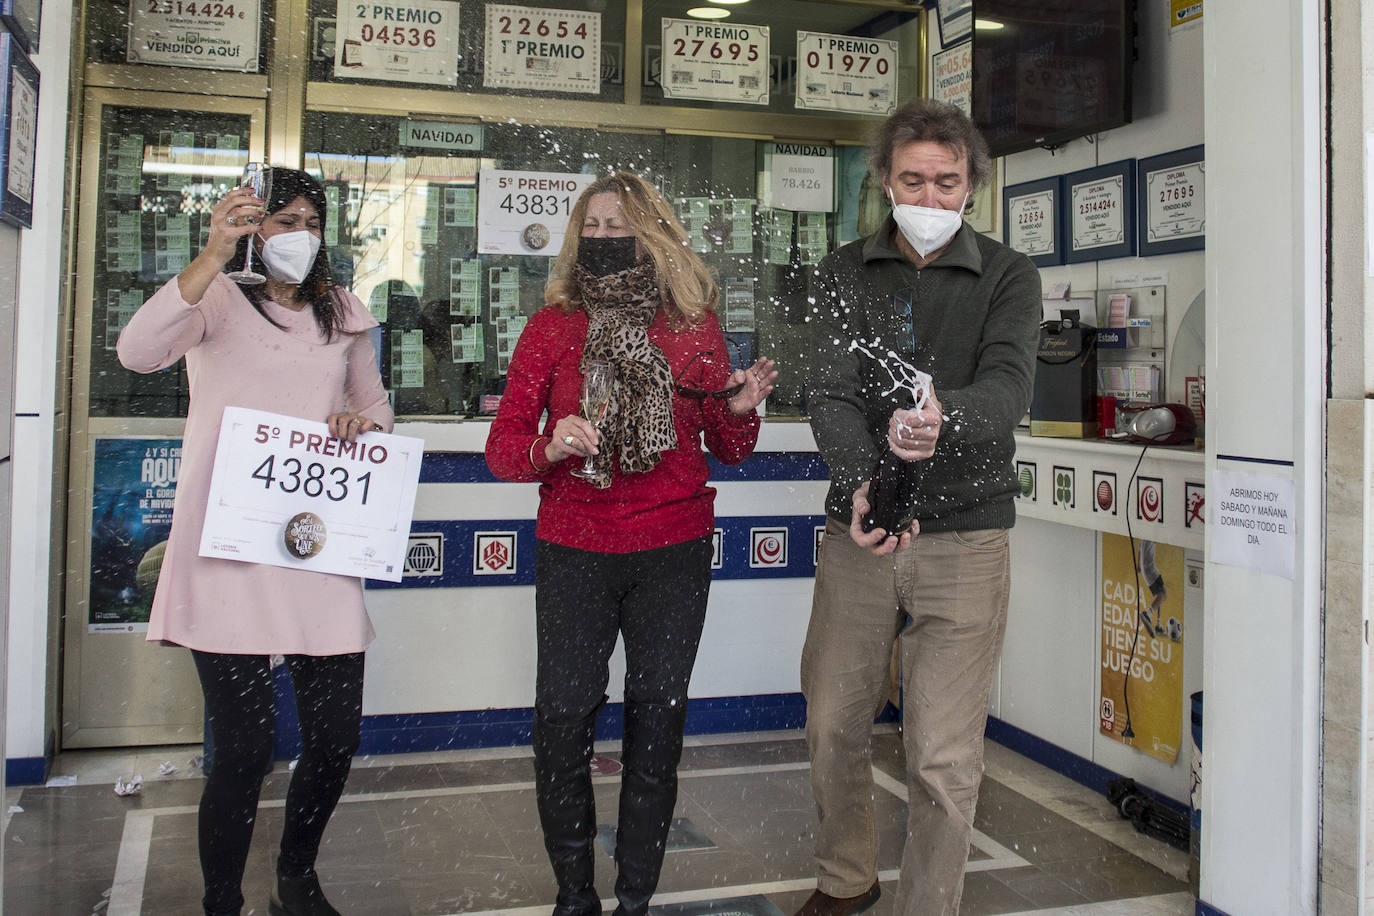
[258,229,321,284]
[887,186,968,258]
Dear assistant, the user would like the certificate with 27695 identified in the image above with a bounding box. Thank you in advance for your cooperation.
[199,407,423,582]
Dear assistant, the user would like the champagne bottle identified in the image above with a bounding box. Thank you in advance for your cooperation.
[861,446,917,536]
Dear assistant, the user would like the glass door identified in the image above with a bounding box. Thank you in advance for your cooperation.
[63,89,265,748]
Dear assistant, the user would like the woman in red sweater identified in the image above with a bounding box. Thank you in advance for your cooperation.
[486,172,775,916]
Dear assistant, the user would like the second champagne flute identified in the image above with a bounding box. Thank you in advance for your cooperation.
[226,163,271,285]
[570,359,614,480]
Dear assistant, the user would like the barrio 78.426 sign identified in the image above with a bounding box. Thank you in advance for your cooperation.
[127,0,262,72]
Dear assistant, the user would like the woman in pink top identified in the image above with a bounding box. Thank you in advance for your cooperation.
[118,168,392,916]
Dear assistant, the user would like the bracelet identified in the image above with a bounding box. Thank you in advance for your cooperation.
[528,435,552,473]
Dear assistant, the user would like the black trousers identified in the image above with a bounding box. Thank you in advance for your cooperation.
[192,650,364,916]
[534,536,713,720]
[534,537,713,914]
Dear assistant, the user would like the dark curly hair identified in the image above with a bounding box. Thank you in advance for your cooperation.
[224,167,347,340]
[867,99,993,194]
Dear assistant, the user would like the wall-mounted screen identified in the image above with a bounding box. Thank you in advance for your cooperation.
[971,0,1136,157]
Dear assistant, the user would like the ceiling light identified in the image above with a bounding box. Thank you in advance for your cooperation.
[687,7,730,18]
[707,0,750,5]
[974,18,1005,30]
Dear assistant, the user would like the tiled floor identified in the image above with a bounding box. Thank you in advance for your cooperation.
[3,727,1193,915]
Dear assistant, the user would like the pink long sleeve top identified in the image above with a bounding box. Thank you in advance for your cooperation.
[116,273,394,655]
[485,305,759,553]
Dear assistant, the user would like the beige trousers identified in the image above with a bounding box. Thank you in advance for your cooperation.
[801,517,1010,916]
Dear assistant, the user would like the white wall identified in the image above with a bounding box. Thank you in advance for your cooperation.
[7,0,75,765]
[1201,0,1323,913]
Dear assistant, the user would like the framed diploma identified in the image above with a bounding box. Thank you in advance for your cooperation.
[1003,175,1062,267]
[1063,159,1136,264]
[199,407,424,582]
[0,33,37,229]
[1137,145,1205,256]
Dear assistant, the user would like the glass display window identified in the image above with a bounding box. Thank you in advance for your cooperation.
[86,104,255,419]
[305,0,628,103]
[302,111,858,418]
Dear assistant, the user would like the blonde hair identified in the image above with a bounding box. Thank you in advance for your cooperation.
[546,172,718,325]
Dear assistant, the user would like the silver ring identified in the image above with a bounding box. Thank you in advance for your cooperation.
[227,215,236,225]
[563,434,576,446]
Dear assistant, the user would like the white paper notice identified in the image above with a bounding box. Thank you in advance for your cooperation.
[6,67,37,205]
[794,31,897,115]
[484,5,601,93]
[477,169,597,255]
[334,0,460,87]
[770,144,834,212]
[1209,469,1295,580]
[199,408,423,582]
[660,18,769,105]
[127,0,262,72]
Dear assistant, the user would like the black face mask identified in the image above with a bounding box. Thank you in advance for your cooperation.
[577,236,639,277]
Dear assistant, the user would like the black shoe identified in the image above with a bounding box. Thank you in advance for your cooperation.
[269,871,341,916]
[794,881,880,916]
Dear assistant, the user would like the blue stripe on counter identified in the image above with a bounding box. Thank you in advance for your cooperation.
[418,451,831,484]
[367,514,830,589]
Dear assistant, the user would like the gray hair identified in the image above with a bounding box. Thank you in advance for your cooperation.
[867,99,993,193]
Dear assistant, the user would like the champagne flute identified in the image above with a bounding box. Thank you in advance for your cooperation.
[570,360,614,480]
[226,163,271,285]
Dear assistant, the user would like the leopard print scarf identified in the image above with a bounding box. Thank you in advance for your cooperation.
[575,260,677,489]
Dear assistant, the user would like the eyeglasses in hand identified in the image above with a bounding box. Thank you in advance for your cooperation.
[673,349,745,401]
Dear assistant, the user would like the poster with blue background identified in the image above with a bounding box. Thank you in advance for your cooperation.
[89,437,182,632]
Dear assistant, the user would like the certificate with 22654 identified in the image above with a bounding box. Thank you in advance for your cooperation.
[199,407,423,582]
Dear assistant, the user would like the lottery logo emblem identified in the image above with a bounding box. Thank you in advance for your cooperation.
[522,223,550,250]
[1185,483,1205,528]
[284,512,327,560]
[1016,461,1036,501]
[1137,477,1164,523]
[750,528,788,568]
[1092,471,1117,514]
[1052,465,1075,508]
[403,534,444,577]
[473,532,518,575]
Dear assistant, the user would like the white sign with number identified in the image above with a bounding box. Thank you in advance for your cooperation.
[794,31,897,115]
[1145,161,1205,241]
[484,5,601,93]
[477,169,597,256]
[334,0,459,87]
[769,143,834,212]
[1070,175,1126,250]
[199,407,423,582]
[930,42,971,115]
[1007,190,1056,258]
[660,17,769,105]
[127,0,262,72]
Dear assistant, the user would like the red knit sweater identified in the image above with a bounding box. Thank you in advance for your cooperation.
[485,304,760,553]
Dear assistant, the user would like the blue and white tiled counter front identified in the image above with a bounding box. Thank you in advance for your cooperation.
[352,420,1203,753]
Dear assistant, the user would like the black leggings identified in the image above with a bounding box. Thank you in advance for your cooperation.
[534,536,713,721]
[192,650,364,916]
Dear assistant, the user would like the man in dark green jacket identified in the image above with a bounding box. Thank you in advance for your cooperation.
[799,99,1041,916]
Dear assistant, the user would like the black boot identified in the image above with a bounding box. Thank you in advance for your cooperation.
[534,702,606,916]
[612,700,688,916]
[268,866,340,916]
